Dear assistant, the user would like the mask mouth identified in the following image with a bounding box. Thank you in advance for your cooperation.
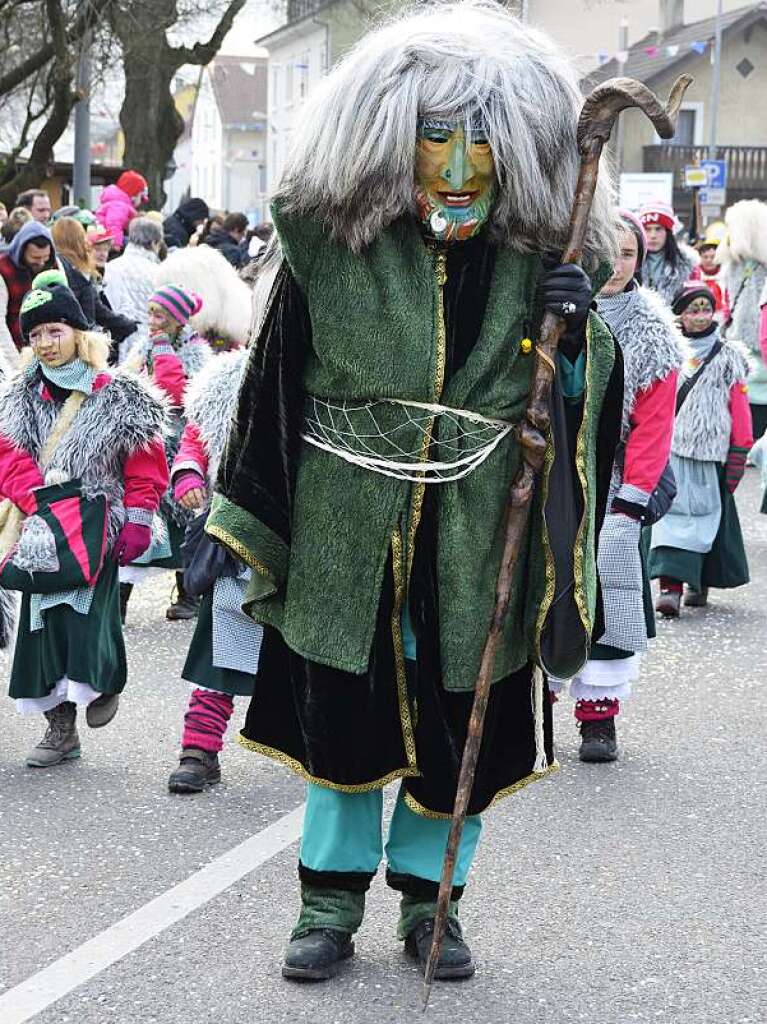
[437,190,479,208]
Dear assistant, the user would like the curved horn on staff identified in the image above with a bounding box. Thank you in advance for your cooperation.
[577,74,694,152]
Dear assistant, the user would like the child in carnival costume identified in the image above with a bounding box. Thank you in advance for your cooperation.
[638,200,698,307]
[208,1,624,982]
[690,234,729,322]
[120,284,211,622]
[717,199,767,440]
[166,345,263,792]
[549,209,683,762]
[0,274,168,766]
[650,284,753,616]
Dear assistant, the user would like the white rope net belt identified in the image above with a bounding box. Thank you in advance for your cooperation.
[301,395,514,484]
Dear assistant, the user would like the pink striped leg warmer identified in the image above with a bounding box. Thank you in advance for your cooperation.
[181,689,235,754]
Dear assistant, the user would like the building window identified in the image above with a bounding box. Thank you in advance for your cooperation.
[285,60,294,107]
[663,102,704,147]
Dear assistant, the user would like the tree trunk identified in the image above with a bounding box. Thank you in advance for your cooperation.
[119,36,184,209]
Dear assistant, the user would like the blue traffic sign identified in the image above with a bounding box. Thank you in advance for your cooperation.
[700,159,727,189]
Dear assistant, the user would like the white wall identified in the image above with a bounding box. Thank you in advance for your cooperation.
[265,23,327,193]
[190,73,224,209]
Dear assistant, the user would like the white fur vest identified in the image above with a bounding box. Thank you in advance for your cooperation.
[724,259,767,354]
[0,368,167,543]
[183,347,248,484]
[597,285,684,439]
[643,247,697,306]
[673,340,751,462]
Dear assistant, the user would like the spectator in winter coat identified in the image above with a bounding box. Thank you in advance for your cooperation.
[94,170,148,251]
[16,188,52,223]
[163,198,209,251]
[639,200,698,306]
[51,218,137,361]
[103,217,163,360]
[0,220,56,369]
[203,212,248,268]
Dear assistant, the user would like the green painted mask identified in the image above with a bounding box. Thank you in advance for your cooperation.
[414,118,497,242]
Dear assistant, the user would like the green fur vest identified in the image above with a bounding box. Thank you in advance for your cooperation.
[208,206,616,689]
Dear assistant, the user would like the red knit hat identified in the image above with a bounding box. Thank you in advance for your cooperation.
[638,200,680,233]
[117,170,148,199]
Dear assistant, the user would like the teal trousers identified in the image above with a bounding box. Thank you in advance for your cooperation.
[300,782,482,885]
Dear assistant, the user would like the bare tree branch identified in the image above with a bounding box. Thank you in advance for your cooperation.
[0,0,112,98]
[173,0,248,65]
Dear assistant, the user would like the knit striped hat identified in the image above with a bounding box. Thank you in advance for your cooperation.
[149,284,203,325]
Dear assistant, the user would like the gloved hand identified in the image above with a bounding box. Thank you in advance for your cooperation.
[173,470,207,509]
[541,261,593,329]
[596,512,647,654]
[725,445,748,493]
[113,522,152,566]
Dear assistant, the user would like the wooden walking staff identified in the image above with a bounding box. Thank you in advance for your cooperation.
[422,73,693,1010]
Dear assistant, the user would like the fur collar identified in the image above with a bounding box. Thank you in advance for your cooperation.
[184,348,248,481]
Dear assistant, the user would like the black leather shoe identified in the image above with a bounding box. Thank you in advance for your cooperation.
[168,749,221,793]
[579,717,619,763]
[282,928,354,980]
[405,918,475,980]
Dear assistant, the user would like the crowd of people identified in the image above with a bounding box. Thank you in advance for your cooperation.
[0,0,766,987]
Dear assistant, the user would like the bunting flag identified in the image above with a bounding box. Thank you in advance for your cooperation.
[592,39,709,66]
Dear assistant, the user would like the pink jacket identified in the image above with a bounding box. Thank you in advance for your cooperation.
[0,373,168,515]
[95,185,136,250]
[622,373,678,493]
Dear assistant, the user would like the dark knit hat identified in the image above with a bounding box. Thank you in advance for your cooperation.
[19,276,90,339]
[671,284,716,316]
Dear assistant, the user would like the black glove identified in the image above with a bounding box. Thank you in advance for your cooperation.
[541,262,593,329]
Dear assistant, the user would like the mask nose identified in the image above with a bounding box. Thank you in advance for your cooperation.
[440,137,475,190]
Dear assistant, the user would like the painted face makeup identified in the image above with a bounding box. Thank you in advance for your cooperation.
[28,322,77,366]
[148,302,179,338]
[680,297,715,335]
[414,117,497,242]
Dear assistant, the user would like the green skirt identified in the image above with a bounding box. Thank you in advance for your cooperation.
[649,470,749,591]
[182,589,256,697]
[9,560,126,699]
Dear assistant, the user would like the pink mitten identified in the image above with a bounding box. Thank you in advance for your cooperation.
[173,469,206,503]
[113,522,152,566]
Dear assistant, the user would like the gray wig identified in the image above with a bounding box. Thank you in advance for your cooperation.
[276,0,616,265]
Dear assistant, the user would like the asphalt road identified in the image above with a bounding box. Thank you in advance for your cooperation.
[1,472,765,1024]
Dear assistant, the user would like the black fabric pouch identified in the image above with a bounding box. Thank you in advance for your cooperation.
[181,512,240,597]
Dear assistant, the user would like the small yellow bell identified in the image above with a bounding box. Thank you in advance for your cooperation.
[520,337,533,354]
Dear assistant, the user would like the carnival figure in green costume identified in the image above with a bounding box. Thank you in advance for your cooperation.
[208,0,623,982]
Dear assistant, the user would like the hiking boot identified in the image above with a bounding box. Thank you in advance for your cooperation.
[684,586,708,608]
[168,748,221,793]
[404,917,475,980]
[166,572,199,621]
[86,692,120,729]
[579,717,619,763]
[26,702,80,768]
[119,582,133,625]
[655,589,681,618]
[282,929,354,981]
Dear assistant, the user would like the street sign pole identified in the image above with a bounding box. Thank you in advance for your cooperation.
[708,0,723,159]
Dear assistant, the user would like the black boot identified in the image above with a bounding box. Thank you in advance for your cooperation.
[119,582,133,625]
[166,572,199,621]
[579,717,619,762]
[404,918,475,980]
[282,929,354,980]
[168,748,221,793]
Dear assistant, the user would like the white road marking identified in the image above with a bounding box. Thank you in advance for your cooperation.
[0,804,305,1024]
